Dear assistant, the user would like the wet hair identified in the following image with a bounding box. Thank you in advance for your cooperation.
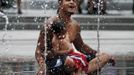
[52,20,66,34]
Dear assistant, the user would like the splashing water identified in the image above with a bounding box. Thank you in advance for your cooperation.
[44,4,48,14]
[43,2,49,74]
[0,12,9,26]
[97,0,101,75]
[0,12,10,52]
[44,17,47,75]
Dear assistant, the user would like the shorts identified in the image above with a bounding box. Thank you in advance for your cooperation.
[69,52,89,73]
[46,55,67,74]
[86,54,96,61]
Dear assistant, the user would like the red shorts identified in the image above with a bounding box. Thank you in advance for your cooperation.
[69,52,88,72]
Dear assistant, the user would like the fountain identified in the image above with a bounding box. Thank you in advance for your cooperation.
[44,3,49,75]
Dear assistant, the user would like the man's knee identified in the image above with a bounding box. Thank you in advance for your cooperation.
[97,52,111,59]
[101,53,112,60]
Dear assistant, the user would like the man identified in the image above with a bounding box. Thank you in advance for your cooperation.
[16,0,22,14]
[35,0,112,75]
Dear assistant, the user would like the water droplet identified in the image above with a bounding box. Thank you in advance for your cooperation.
[87,22,90,24]
[37,42,41,46]
[41,5,44,9]
[38,25,40,29]
[34,17,38,22]
[30,1,34,5]
[22,25,25,30]
[11,28,14,31]
[102,26,105,29]
[12,57,17,61]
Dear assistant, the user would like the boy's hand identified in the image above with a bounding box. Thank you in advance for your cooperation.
[67,48,74,54]
[108,57,115,66]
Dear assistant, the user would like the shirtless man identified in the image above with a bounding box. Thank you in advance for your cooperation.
[16,0,22,14]
[35,0,112,75]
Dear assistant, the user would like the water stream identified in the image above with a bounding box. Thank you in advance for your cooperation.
[0,12,10,53]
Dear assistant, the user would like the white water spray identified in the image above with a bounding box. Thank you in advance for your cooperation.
[43,1,48,74]
[44,17,48,75]
[0,12,10,52]
[97,0,101,75]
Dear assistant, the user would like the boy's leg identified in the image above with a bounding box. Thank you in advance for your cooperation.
[64,56,76,69]
[65,56,85,75]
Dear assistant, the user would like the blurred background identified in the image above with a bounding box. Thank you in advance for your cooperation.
[0,0,134,75]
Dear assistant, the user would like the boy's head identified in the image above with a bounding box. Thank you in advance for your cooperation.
[52,19,66,35]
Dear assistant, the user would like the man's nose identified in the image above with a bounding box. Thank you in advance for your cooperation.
[69,0,76,5]
[70,0,75,3]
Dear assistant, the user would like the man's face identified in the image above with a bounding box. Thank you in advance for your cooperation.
[60,0,78,14]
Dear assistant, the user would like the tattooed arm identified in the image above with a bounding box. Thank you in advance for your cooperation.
[35,18,53,75]
[35,29,45,75]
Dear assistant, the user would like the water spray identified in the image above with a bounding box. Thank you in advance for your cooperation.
[97,0,101,75]
[44,17,47,75]
[0,12,9,50]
